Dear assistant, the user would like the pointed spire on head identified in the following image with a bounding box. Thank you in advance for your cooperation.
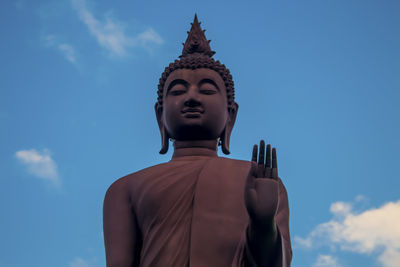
[181,14,215,58]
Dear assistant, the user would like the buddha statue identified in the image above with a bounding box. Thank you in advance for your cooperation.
[103,15,292,267]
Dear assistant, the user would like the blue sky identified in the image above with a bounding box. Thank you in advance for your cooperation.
[1,0,399,266]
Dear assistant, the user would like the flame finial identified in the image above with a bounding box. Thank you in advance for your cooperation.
[181,14,215,58]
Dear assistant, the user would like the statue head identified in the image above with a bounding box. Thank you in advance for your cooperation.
[155,15,238,155]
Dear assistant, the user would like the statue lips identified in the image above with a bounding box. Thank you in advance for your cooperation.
[182,107,204,118]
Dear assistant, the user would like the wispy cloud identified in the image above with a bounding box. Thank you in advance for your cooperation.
[137,28,163,46]
[313,254,341,267]
[71,0,163,57]
[58,43,76,63]
[15,149,60,187]
[69,257,92,267]
[295,197,400,267]
[44,35,77,63]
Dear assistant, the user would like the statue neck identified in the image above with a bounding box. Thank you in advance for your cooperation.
[172,139,218,158]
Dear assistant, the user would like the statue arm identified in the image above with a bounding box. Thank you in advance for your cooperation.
[243,141,291,266]
[245,178,291,267]
[103,178,142,267]
[246,217,279,266]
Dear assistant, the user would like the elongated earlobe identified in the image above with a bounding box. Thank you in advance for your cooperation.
[155,103,170,154]
[159,126,169,154]
[220,102,238,155]
[221,127,230,155]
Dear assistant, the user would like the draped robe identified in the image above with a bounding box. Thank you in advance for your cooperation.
[103,147,292,267]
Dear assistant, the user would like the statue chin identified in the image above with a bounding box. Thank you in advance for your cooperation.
[168,124,222,142]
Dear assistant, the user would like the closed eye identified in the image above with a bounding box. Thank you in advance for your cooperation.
[167,79,188,96]
[169,90,186,96]
[200,89,217,95]
[199,80,218,95]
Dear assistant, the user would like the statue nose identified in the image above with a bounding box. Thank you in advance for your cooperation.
[184,97,201,107]
[184,87,201,107]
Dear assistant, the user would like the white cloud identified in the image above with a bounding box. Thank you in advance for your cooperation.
[329,201,352,217]
[44,35,76,63]
[295,198,400,267]
[313,254,341,267]
[71,0,163,57]
[355,194,367,202]
[15,149,60,187]
[137,28,164,46]
[58,43,76,63]
[69,257,91,267]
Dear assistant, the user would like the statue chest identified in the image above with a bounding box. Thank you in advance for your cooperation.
[131,157,251,266]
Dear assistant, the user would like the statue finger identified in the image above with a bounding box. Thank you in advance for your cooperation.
[265,167,272,178]
[272,147,277,169]
[252,144,258,163]
[246,161,257,189]
[266,144,271,168]
[258,140,265,165]
[258,140,266,177]
[272,147,278,179]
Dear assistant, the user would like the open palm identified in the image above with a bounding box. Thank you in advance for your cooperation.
[244,140,280,227]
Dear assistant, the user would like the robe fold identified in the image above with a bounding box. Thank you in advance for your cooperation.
[106,153,292,266]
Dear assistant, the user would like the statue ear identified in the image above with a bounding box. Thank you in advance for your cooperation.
[155,103,169,154]
[221,102,239,155]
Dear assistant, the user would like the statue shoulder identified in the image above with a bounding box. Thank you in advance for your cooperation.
[105,161,176,195]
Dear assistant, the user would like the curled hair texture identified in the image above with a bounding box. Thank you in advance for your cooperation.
[157,54,235,109]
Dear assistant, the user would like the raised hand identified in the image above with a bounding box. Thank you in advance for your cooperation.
[245,140,279,228]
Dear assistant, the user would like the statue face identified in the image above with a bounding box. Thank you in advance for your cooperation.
[161,68,228,141]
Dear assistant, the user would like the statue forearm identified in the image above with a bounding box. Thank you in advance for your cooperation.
[243,141,289,266]
[246,218,281,267]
